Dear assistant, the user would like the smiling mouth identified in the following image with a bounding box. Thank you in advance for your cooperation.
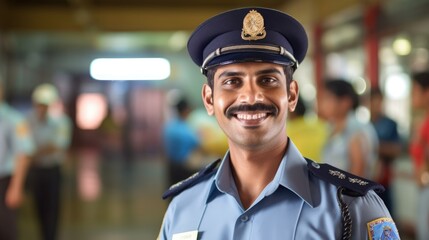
[235,112,269,121]
[232,112,272,127]
[225,103,278,124]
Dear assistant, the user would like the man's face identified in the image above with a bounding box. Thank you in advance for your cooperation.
[319,89,352,122]
[202,62,298,150]
[34,103,49,120]
[319,89,338,121]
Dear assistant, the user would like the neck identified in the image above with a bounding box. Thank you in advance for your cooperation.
[37,114,47,122]
[228,138,288,209]
[370,112,380,122]
[331,112,349,135]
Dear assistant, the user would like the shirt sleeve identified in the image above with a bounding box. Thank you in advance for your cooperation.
[421,119,429,155]
[389,120,400,142]
[158,203,174,240]
[53,116,72,149]
[347,190,400,239]
[11,114,35,156]
[410,117,429,168]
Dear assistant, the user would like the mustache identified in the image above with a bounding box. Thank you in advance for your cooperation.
[225,103,278,119]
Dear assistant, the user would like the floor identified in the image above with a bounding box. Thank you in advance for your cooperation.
[19,151,167,240]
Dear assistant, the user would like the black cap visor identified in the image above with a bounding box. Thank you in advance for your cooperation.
[202,51,295,75]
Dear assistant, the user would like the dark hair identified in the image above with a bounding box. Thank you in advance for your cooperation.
[206,65,294,92]
[294,96,306,116]
[412,71,429,90]
[175,98,190,115]
[324,79,359,110]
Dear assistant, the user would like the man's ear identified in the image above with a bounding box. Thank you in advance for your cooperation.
[202,84,214,115]
[288,80,299,112]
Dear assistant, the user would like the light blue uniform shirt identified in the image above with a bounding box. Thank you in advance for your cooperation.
[159,141,395,240]
[28,112,72,167]
[0,103,35,177]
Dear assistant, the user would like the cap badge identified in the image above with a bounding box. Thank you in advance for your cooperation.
[241,10,266,41]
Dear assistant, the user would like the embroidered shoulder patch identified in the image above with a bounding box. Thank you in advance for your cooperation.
[306,158,384,196]
[367,217,400,240]
[162,159,221,200]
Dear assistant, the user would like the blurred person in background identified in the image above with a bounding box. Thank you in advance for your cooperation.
[28,83,72,240]
[370,87,402,216]
[0,81,34,240]
[287,96,327,162]
[163,97,201,188]
[320,79,378,179]
[409,71,429,240]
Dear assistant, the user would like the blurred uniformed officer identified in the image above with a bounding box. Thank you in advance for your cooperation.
[0,82,34,240]
[28,83,72,240]
[158,7,399,240]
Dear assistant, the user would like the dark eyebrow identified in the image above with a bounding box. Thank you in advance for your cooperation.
[217,68,282,79]
[217,70,245,79]
[255,68,283,76]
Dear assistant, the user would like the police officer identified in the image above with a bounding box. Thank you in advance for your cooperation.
[158,7,399,239]
[0,81,34,240]
[28,83,72,240]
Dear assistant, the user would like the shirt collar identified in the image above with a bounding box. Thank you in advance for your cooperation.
[212,151,240,199]
[279,140,314,207]
[206,140,314,207]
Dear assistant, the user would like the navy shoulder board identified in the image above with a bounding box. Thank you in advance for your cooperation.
[162,159,221,200]
[305,158,384,197]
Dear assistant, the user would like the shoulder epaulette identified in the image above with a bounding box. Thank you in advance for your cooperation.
[305,158,384,197]
[162,159,221,200]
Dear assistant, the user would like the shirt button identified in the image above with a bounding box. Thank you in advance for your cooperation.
[240,215,249,222]
[311,162,320,169]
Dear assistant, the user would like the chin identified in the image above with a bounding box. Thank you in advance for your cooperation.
[232,134,270,148]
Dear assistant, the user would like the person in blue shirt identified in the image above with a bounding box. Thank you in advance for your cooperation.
[158,7,399,240]
[0,82,35,240]
[163,97,200,188]
[370,87,402,216]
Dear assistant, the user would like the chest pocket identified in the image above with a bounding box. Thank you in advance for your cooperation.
[0,119,13,165]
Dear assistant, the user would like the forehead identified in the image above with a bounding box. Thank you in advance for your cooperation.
[35,103,49,108]
[214,62,284,77]
[321,89,338,99]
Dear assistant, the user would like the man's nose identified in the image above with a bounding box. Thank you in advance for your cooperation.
[238,84,264,104]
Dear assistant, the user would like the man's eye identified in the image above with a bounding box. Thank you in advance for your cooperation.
[260,77,278,84]
[223,78,240,85]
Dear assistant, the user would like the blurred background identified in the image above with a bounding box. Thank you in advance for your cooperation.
[0,0,428,239]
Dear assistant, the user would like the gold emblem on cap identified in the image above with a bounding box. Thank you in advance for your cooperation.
[241,10,266,41]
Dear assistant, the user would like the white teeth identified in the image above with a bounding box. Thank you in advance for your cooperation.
[236,113,267,120]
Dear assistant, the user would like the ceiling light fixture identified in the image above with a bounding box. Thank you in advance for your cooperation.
[90,58,170,80]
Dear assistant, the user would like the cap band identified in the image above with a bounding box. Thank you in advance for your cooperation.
[201,44,298,74]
